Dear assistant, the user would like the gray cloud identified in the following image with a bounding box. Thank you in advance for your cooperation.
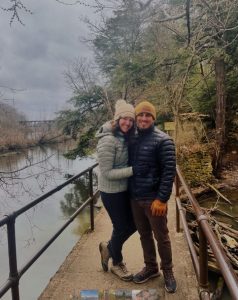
[0,0,96,120]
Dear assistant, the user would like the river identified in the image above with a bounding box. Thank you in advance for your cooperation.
[198,189,238,230]
[0,142,97,300]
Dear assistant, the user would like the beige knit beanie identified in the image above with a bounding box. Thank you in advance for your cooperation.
[114,99,135,121]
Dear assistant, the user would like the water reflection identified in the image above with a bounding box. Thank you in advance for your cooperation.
[198,189,238,230]
[60,177,90,217]
[0,142,94,214]
[0,142,97,300]
[0,143,63,172]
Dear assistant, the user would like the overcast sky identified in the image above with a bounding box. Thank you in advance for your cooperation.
[0,0,98,120]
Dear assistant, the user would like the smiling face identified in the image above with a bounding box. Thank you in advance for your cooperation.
[136,112,154,129]
[118,117,134,133]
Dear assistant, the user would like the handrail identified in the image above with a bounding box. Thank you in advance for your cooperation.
[0,163,99,300]
[0,163,98,226]
[175,165,238,300]
[1,162,237,299]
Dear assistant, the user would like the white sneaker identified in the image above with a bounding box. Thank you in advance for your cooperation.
[110,262,133,281]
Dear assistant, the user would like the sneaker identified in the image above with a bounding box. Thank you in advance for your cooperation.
[133,267,160,284]
[163,269,177,293]
[99,241,110,272]
[110,262,133,281]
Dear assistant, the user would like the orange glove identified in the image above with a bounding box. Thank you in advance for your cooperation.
[151,199,167,216]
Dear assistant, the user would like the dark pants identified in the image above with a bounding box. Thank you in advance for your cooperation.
[130,199,173,271]
[100,191,136,265]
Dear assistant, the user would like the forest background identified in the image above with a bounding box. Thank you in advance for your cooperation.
[1,0,238,185]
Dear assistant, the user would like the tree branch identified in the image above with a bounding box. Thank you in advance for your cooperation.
[186,0,191,45]
[0,0,32,26]
[155,12,186,23]
[0,154,54,175]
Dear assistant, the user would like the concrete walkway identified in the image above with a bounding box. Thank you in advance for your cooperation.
[39,195,199,300]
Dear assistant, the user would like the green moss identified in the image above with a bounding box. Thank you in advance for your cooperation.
[178,145,214,187]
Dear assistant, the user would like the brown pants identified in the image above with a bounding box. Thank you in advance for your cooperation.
[130,199,173,271]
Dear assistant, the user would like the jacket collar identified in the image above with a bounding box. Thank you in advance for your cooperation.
[137,124,154,136]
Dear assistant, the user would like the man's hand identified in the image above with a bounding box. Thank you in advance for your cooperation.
[151,199,167,216]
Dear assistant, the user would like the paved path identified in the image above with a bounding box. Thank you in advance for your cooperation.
[39,196,199,300]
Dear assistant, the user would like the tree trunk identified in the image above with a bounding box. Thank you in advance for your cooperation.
[214,57,226,176]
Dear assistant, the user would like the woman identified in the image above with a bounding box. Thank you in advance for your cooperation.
[96,99,145,281]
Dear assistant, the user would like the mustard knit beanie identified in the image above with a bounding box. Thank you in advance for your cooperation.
[114,99,135,121]
[135,101,156,120]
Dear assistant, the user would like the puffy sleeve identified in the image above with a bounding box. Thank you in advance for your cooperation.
[156,137,176,202]
[97,135,133,180]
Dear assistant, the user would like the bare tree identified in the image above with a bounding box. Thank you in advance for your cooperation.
[57,58,114,159]
[152,0,238,174]
[0,0,32,25]
[63,58,113,119]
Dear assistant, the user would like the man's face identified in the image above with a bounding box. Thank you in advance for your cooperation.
[136,112,154,129]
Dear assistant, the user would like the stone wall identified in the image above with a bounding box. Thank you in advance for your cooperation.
[177,145,214,187]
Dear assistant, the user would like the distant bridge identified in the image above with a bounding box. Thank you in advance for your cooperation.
[19,120,56,128]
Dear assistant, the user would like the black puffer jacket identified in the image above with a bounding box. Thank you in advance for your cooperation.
[129,125,176,202]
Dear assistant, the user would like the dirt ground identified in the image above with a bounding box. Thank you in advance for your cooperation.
[220,163,238,188]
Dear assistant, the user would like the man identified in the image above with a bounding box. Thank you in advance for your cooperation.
[129,101,177,293]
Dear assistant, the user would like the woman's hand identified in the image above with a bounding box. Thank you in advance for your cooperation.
[132,165,149,175]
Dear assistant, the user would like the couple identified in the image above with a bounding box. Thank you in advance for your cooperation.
[96,99,177,293]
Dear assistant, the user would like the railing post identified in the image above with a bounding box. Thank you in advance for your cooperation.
[7,215,20,300]
[198,223,209,292]
[175,173,180,233]
[89,169,94,231]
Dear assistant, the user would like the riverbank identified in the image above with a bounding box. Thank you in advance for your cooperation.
[189,168,238,201]
[0,135,71,156]
[219,161,238,188]
[182,153,238,283]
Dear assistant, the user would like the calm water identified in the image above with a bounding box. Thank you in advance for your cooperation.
[0,142,97,300]
[198,189,238,230]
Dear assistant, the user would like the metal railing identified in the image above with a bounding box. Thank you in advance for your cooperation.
[1,163,238,299]
[175,165,238,300]
[0,163,99,300]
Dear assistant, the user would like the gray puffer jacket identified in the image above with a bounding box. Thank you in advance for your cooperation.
[96,121,133,193]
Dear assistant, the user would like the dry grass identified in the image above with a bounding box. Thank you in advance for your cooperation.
[0,128,29,150]
[0,126,64,152]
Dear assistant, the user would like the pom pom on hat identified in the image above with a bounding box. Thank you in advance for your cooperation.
[135,101,156,120]
[114,99,135,121]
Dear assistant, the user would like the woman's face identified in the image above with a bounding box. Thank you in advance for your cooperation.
[119,117,134,133]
